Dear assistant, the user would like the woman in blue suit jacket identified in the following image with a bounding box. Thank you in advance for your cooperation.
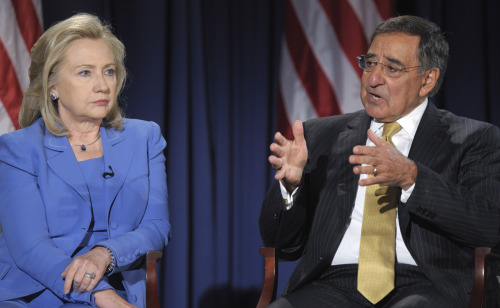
[0,14,170,307]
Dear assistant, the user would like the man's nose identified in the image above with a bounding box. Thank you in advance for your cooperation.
[366,63,385,86]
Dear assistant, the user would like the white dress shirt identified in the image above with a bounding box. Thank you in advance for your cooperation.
[281,99,428,266]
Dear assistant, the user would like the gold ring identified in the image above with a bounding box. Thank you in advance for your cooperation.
[373,167,377,176]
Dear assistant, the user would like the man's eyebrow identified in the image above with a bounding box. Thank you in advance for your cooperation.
[365,53,406,67]
[384,56,404,67]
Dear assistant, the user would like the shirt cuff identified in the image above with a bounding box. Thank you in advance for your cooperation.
[400,183,415,203]
[279,181,298,210]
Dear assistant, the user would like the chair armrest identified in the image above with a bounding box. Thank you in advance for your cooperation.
[468,247,500,308]
[469,247,491,308]
[146,250,163,308]
[257,247,278,308]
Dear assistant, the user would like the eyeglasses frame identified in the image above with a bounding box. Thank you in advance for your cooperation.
[357,55,421,78]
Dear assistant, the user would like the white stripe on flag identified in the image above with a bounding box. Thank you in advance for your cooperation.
[348,0,385,42]
[292,0,363,114]
[0,99,15,133]
[32,0,44,27]
[0,0,32,90]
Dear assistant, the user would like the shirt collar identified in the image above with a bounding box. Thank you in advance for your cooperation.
[370,98,428,138]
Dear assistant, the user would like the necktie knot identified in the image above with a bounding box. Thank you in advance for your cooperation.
[382,122,402,141]
[382,122,402,144]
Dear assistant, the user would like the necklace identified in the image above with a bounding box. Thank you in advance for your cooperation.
[69,134,101,151]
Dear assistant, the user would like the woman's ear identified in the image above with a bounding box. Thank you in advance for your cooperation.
[49,86,58,101]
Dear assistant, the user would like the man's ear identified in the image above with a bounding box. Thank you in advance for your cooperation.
[419,68,440,97]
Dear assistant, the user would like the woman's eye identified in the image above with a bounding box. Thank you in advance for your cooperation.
[105,68,115,76]
[79,70,90,76]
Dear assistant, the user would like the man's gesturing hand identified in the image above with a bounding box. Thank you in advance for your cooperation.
[349,129,417,190]
[269,120,308,193]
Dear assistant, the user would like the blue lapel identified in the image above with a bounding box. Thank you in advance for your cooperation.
[45,132,91,206]
[100,126,133,218]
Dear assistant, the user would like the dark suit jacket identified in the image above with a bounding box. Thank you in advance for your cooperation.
[260,103,500,306]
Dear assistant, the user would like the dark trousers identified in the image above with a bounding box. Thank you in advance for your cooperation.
[269,264,457,308]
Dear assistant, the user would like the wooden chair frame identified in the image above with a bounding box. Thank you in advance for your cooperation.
[146,250,163,308]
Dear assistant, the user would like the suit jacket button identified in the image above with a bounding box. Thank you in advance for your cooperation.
[110,222,118,230]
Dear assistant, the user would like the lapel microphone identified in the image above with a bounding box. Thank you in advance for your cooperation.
[103,165,115,179]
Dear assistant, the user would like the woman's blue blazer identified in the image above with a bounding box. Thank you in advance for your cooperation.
[0,118,170,307]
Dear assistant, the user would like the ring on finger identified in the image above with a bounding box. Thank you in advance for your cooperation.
[373,167,378,176]
[84,272,96,279]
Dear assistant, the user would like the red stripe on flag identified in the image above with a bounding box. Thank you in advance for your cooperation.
[11,0,42,54]
[318,0,367,78]
[374,0,395,21]
[0,41,23,129]
[285,1,341,118]
[276,91,293,139]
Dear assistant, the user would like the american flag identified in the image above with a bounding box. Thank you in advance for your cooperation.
[0,0,42,135]
[277,0,393,138]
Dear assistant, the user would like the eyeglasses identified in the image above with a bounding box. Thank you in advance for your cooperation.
[357,55,421,78]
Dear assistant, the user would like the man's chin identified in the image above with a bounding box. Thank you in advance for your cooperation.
[365,109,396,123]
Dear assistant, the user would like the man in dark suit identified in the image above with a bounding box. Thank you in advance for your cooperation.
[260,15,500,307]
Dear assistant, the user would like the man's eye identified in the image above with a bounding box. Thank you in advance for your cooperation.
[365,60,376,67]
[386,65,399,73]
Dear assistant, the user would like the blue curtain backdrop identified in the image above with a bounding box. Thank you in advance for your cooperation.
[164,1,285,306]
[397,0,500,124]
[37,0,500,307]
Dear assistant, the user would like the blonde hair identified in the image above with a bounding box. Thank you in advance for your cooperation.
[19,13,126,135]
